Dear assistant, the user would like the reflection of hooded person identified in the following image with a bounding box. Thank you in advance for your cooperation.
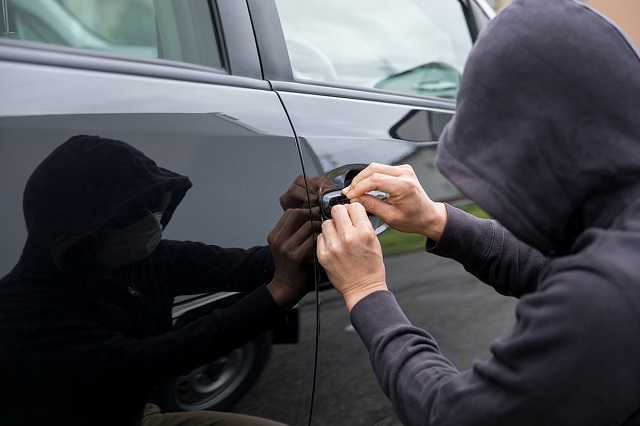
[0,136,284,425]
[348,1,640,425]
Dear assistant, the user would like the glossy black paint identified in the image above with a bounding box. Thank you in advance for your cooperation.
[0,49,316,425]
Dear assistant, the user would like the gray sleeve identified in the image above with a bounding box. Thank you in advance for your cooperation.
[426,204,549,297]
[351,286,640,426]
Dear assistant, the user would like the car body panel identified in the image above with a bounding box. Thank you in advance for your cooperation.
[274,87,459,425]
[0,36,317,425]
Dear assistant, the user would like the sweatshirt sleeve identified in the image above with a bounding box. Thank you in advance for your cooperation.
[2,285,283,386]
[351,282,640,426]
[155,240,275,297]
[426,204,549,297]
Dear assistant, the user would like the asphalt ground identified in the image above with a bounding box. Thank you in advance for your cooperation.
[235,250,518,425]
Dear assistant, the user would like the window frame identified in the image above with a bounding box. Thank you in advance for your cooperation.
[249,0,493,105]
[0,0,265,85]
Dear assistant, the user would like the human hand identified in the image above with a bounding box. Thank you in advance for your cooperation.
[267,207,320,308]
[317,203,387,312]
[279,175,322,211]
[344,163,447,241]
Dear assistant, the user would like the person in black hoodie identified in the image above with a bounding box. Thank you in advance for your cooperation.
[317,0,640,424]
[0,135,315,425]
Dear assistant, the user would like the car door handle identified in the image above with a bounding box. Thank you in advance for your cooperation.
[319,190,349,220]
[320,189,389,220]
[319,188,389,234]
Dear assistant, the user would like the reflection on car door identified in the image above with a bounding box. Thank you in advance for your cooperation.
[0,33,316,426]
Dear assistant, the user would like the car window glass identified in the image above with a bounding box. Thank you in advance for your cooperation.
[3,0,222,69]
[274,0,473,99]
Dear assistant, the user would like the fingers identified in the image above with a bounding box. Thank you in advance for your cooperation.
[316,233,328,265]
[310,206,322,223]
[346,202,372,230]
[319,203,373,249]
[344,165,415,199]
[345,163,411,196]
[285,211,315,244]
[269,209,307,247]
[319,209,338,245]
[351,163,407,186]
[318,204,344,263]
[328,204,353,235]
[280,174,322,210]
[280,184,310,210]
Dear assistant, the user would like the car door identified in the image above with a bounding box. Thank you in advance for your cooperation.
[0,0,316,424]
[247,0,494,424]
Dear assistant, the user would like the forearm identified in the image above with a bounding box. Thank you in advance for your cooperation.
[427,204,549,297]
[349,288,636,426]
[4,286,283,385]
[117,285,282,383]
[158,240,274,297]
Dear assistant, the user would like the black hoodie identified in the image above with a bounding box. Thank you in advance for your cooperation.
[350,1,640,425]
[0,136,280,425]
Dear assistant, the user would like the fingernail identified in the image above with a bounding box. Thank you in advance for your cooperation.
[343,185,351,195]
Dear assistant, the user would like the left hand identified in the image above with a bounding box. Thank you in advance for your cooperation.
[344,163,447,241]
[317,203,387,311]
[267,207,319,307]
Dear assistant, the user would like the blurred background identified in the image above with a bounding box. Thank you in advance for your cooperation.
[487,0,640,48]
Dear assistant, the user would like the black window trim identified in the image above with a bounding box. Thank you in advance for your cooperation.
[456,0,494,40]
[458,0,480,42]
[0,40,270,90]
[214,0,262,79]
[246,0,293,82]
[271,80,457,110]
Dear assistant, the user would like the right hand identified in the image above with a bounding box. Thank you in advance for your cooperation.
[317,203,387,311]
[344,163,447,241]
[279,174,322,211]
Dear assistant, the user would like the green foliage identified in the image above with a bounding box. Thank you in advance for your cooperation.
[378,203,490,255]
[378,228,427,255]
[458,203,491,219]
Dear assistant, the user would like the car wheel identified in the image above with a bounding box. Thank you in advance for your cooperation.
[156,331,272,412]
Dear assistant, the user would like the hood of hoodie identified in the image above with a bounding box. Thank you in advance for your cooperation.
[437,0,640,255]
[21,135,192,270]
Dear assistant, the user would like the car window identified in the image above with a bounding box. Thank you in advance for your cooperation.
[274,0,473,99]
[3,0,222,69]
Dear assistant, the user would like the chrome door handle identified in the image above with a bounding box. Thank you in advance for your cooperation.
[319,189,389,234]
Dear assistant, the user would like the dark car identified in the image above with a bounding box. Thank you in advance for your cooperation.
[0,0,493,424]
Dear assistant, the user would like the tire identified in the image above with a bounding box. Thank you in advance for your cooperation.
[156,331,273,412]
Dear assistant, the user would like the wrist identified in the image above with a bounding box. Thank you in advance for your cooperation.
[266,279,301,308]
[342,283,388,312]
[421,202,447,241]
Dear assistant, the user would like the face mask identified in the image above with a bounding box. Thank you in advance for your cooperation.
[95,211,163,269]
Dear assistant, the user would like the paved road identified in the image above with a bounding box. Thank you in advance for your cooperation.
[236,250,518,425]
